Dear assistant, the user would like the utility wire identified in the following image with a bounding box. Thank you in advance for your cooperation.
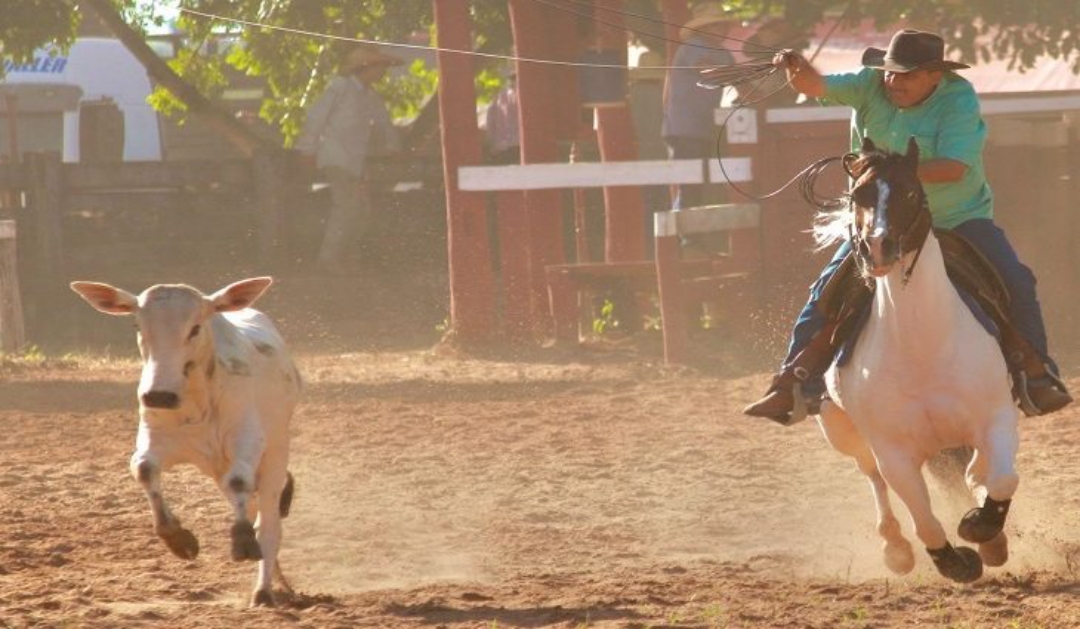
[179,7,741,71]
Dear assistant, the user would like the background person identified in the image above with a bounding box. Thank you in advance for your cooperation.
[661,2,735,211]
[483,66,520,165]
[295,42,402,273]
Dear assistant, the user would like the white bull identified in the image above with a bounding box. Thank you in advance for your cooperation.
[70,276,300,606]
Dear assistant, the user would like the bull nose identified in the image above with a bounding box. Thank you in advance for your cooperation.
[141,390,180,409]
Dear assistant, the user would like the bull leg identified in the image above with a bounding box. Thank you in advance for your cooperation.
[131,451,199,560]
[874,447,981,583]
[221,420,265,565]
[817,404,913,574]
[222,468,262,563]
[250,464,288,607]
[959,411,1019,551]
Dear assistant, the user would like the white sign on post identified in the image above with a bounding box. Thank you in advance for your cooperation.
[716,107,757,144]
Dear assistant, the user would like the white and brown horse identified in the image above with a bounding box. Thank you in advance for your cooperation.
[814,137,1017,582]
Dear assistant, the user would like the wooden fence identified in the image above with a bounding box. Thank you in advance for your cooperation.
[0,150,443,347]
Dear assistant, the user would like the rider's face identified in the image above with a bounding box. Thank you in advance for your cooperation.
[883,69,943,108]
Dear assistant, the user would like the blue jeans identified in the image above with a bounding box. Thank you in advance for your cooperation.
[664,136,712,210]
[783,218,1054,394]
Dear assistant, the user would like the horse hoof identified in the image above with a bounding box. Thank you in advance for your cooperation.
[230,521,263,561]
[251,589,275,607]
[928,544,982,583]
[958,498,1011,544]
[160,527,200,560]
[979,531,1009,567]
[883,539,915,575]
[958,507,1003,544]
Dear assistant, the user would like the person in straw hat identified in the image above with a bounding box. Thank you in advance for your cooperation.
[295,42,404,273]
[744,29,1071,424]
[662,2,735,211]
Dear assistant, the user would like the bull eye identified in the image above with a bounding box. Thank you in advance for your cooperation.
[188,324,201,341]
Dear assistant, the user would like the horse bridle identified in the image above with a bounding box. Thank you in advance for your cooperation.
[842,151,933,286]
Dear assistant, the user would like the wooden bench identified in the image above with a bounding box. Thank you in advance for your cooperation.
[545,203,761,362]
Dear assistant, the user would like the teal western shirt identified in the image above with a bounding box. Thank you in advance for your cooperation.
[822,68,993,229]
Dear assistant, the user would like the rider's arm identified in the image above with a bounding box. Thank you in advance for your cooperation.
[918,159,967,184]
[773,51,825,98]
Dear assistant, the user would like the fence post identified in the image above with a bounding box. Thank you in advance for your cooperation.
[26,152,64,284]
[24,151,66,340]
[654,210,687,364]
[252,151,286,267]
[0,220,25,352]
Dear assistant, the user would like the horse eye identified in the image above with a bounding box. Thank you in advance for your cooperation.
[188,325,201,340]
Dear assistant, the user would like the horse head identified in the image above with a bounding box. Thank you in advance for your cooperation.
[845,137,932,280]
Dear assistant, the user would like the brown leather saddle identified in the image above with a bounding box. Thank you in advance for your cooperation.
[818,229,1011,348]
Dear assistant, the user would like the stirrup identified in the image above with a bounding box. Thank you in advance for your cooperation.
[1014,370,1039,417]
[1014,365,1070,417]
[786,367,813,426]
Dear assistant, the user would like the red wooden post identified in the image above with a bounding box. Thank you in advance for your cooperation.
[654,211,687,363]
[495,188,532,342]
[510,0,567,334]
[660,1,691,209]
[593,0,646,263]
[660,1,691,65]
[433,1,497,342]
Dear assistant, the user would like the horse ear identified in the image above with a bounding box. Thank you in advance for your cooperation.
[905,136,920,167]
[861,136,877,153]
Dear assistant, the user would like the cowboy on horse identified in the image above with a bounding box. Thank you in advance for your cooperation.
[743,29,1072,424]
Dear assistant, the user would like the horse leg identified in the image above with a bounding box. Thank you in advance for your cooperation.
[817,404,913,574]
[874,448,982,583]
[958,411,1019,563]
[959,447,1008,566]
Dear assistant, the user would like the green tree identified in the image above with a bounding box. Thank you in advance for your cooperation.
[5,1,1079,149]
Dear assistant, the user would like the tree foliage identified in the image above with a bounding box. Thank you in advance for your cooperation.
[1,1,78,65]
[6,1,1080,142]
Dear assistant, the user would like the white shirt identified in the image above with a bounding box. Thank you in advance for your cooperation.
[295,75,399,177]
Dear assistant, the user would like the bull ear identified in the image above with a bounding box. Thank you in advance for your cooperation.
[861,136,877,153]
[905,136,920,169]
[209,276,273,312]
[70,281,138,316]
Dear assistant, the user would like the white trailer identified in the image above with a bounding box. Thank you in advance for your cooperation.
[1,37,162,162]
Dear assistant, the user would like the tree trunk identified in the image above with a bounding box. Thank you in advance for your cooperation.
[80,0,269,158]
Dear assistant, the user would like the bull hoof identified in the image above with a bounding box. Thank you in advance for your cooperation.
[979,531,1009,568]
[928,543,982,583]
[883,539,915,575]
[251,588,275,607]
[230,521,263,561]
[160,527,200,560]
[958,498,1011,544]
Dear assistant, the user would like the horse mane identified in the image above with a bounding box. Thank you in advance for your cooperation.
[810,150,894,251]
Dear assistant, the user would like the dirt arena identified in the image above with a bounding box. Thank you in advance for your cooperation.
[4,271,1080,628]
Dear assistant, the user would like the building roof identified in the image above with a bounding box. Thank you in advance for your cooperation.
[722,18,1080,96]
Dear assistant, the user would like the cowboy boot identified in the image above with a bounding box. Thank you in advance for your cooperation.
[744,321,839,426]
[1001,327,1072,416]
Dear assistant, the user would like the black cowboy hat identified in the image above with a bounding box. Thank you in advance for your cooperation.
[861,29,969,73]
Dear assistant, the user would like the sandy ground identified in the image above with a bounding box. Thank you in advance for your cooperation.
[4,326,1080,629]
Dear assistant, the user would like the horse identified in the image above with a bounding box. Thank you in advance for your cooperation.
[813,137,1018,583]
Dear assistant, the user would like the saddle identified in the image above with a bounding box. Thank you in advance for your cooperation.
[818,229,1011,350]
